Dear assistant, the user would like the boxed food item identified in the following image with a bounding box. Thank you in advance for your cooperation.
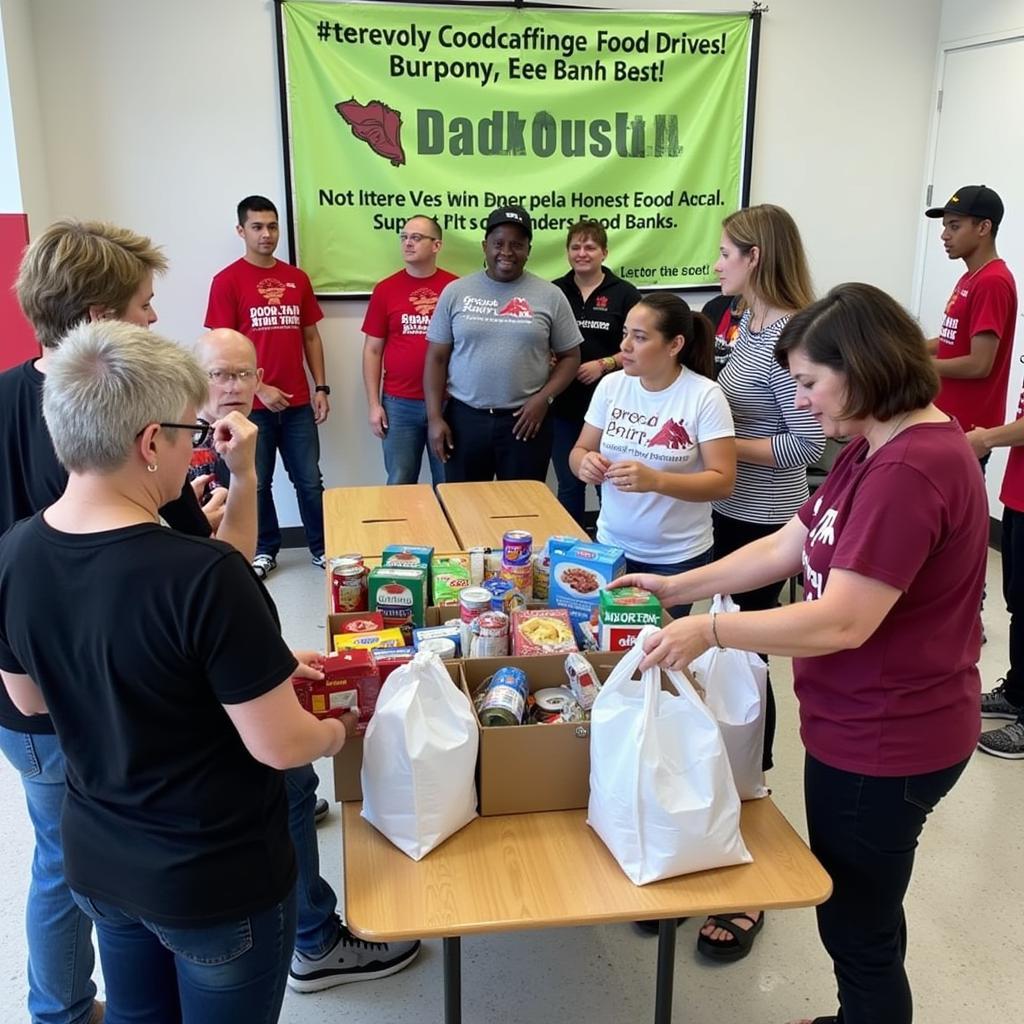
[381,544,434,568]
[333,628,406,653]
[598,587,663,652]
[293,650,381,733]
[412,621,463,657]
[548,542,626,642]
[367,566,428,637]
[510,608,578,657]
[430,554,471,606]
[333,611,385,636]
[371,646,416,683]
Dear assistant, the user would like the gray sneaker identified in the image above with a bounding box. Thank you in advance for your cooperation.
[977,721,1024,760]
[980,680,1022,720]
[288,924,420,993]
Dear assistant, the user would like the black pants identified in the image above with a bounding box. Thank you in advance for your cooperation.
[711,510,781,770]
[805,753,968,1024]
[1002,507,1024,716]
[443,398,553,483]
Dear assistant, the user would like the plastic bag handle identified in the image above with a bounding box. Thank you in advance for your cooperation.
[632,626,716,724]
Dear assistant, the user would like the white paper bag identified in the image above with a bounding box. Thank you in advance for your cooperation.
[587,626,751,885]
[361,650,478,860]
[688,594,769,801]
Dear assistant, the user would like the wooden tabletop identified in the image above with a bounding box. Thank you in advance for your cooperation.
[436,481,589,550]
[343,798,831,941]
[323,485,459,558]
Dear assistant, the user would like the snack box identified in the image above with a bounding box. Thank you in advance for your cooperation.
[371,646,416,683]
[292,650,380,733]
[381,544,434,569]
[430,554,471,606]
[412,621,463,656]
[510,607,578,657]
[598,587,663,652]
[367,566,428,635]
[548,542,626,641]
[333,611,385,636]
[333,628,406,653]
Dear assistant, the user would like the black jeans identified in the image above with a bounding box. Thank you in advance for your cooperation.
[711,510,781,770]
[804,753,969,1024]
[443,398,553,483]
[1001,507,1024,716]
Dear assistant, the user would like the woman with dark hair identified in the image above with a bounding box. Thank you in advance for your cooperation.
[569,293,736,617]
[618,282,986,1024]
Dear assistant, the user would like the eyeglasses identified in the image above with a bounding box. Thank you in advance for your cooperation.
[207,369,255,384]
[398,232,438,244]
[136,422,213,448]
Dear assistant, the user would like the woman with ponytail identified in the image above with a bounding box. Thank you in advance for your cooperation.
[569,294,736,618]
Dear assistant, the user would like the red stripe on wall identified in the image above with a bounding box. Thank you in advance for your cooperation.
[0,213,36,371]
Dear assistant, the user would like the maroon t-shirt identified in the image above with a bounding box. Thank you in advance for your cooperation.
[796,420,987,776]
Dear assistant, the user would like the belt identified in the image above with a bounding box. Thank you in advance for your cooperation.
[449,397,518,415]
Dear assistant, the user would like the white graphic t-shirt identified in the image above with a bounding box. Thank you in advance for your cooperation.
[585,368,734,563]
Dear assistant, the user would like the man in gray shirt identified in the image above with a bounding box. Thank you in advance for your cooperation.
[425,206,581,482]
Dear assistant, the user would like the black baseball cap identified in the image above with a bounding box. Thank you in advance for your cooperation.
[925,185,1004,228]
[485,205,532,239]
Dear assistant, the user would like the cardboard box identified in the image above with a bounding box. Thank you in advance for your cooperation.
[598,587,663,652]
[367,566,428,635]
[430,554,471,606]
[332,660,462,803]
[461,651,628,815]
[333,628,406,652]
[548,542,626,642]
[382,544,434,568]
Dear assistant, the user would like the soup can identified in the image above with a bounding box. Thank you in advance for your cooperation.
[479,666,528,727]
[471,611,509,657]
[502,530,533,567]
[331,559,368,613]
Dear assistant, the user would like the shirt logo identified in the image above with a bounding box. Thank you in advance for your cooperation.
[647,418,693,449]
[257,278,287,305]
[595,295,608,309]
[808,507,838,547]
[498,297,533,318]
[410,287,440,316]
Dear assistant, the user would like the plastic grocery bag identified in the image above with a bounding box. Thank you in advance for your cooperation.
[361,650,478,860]
[587,626,751,885]
[688,595,769,801]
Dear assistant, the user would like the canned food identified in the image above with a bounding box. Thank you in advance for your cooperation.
[532,553,550,601]
[459,587,492,620]
[534,686,575,714]
[479,666,529,727]
[331,561,368,613]
[482,577,524,614]
[502,530,533,566]
[470,610,509,657]
[499,561,533,600]
[565,652,600,710]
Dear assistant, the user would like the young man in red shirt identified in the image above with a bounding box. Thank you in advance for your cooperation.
[205,196,330,578]
[361,215,457,485]
[925,185,1017,462]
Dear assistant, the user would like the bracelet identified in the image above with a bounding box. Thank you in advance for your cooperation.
[710,609,725,650]
[601,356,617,372]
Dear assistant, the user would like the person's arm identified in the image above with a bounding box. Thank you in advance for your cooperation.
[1,670,48,716]
[925,337,940,356]
[968,414,1024,458]
[362,335,388,439]
[932,331,1000,379]
[569,422,611,484]
[424,342,453,461]
[303,325,329,424]
[604,437,736,502]
[512,346,581,441]
[636,567,902,671]
[208,412,258,562]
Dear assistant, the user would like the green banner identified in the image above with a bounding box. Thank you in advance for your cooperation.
[280,2,752,295]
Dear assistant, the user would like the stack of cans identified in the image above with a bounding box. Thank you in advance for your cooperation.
[500,530,533,597]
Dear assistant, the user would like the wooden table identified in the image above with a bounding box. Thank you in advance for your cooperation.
[343,798,831,1023]
[437,480,589,550]
[323,484,459,558]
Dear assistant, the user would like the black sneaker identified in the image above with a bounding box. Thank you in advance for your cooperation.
[633,917,688,935]
[981,680,1022,720]
[977,721,1024,759]
[314,798,329,825]
[288,924,420,992]
[252,554,277,580]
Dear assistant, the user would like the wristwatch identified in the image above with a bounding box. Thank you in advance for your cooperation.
[315,385,331,395]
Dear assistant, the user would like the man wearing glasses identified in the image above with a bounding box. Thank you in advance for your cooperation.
[361,215,457,485]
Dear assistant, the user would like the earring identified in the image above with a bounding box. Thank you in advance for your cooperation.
[147,463,158,473]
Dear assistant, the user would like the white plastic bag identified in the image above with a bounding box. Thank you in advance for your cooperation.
[361,650,478,860]
[587,626,751,885]
[688,595,769,800]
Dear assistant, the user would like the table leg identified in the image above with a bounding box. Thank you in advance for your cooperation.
[444,936,462,1024]
[654,918,677,1024]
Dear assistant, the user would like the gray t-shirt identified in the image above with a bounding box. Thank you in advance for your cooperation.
[426,270,582,408]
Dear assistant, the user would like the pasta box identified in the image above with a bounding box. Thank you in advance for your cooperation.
[598,587,663,652]
[510,608,578,657]
[548,542,626,641]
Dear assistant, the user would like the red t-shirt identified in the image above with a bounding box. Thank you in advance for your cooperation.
[935,259,1017,431]
[1000,386,1024,512]
[796,421,986,776]
[205,258,323,410]
[361,268,458,400]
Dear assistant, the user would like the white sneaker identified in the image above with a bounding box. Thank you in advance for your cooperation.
[288,925,420,993]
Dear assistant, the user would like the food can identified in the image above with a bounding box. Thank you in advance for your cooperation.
[479,666,529,727]
[499,561,533,600]
[532,553,550,601]
[331,561,368,613]
[470,610,509,657]
[482,577,524,614]
[534,686,575,714]
[418,637,457,660]
[502,530,533,567]
[565,652,600,710]
[459,587,492,621]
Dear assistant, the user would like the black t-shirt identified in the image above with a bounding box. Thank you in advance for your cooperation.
[0,359,211,733]
[0,515,298,925]
[550,268,642,421]
[702,294,743,381]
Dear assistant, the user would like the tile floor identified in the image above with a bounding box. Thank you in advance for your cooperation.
[0,546,1017,1023]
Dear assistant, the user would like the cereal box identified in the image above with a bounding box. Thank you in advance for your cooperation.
[382,544,434,568]
[548,542,626,642]
[292,650,381,732]
[333,628,406,653]
[367,566,428,636]
[510,608,578,657]
[598,587,662,652]
[430,554,471,606]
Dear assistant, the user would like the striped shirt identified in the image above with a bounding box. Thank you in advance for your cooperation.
[713,311,825,524]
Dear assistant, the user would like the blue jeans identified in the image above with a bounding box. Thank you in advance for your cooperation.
[285,766,340,957]
[624,547,713,620]
[0,727,96,1024]
[70,888,296,1024]
[250,405,325,558]
[551,414,594,529]
[381,394,444,486]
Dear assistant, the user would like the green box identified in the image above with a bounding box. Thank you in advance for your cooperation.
[367,566,428,633]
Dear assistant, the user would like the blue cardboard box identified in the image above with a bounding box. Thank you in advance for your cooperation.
[548,542,626,641]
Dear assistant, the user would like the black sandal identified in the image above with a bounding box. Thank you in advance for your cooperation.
[695,911,765,962]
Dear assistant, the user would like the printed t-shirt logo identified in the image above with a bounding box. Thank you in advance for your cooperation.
[257,278,287,305]
[410,287,440,316]
[498,297,532,318]
[595,295,608,309]
[647,418,693,449]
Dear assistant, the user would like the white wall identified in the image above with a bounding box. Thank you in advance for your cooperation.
[6,0,945,526]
